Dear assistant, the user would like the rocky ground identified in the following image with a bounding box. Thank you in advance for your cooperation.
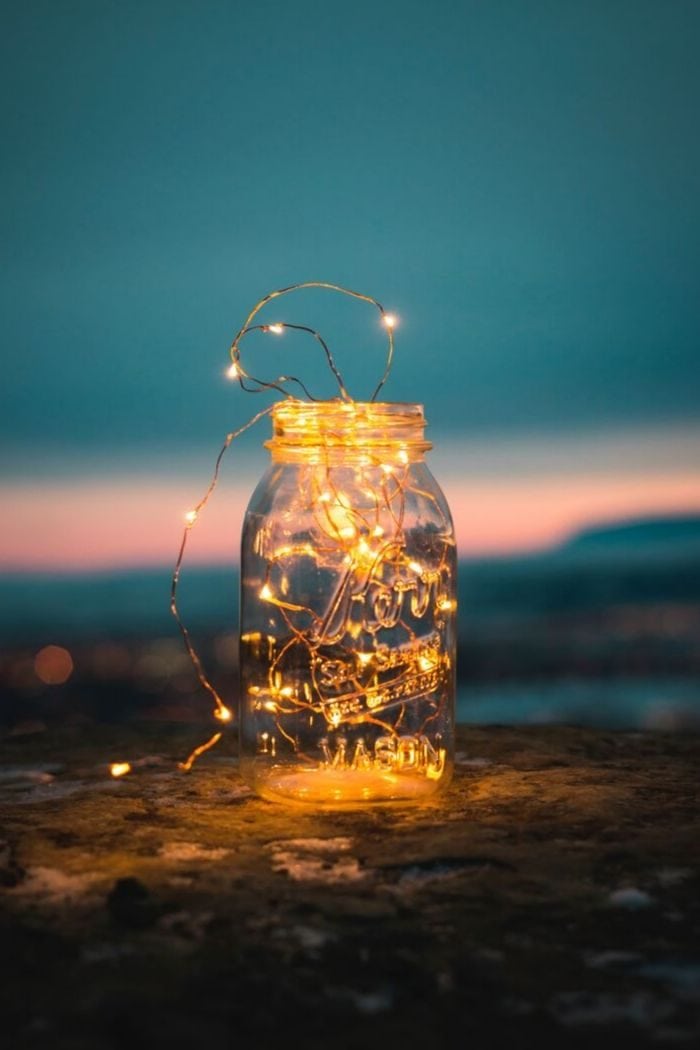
[1,722,699,1049]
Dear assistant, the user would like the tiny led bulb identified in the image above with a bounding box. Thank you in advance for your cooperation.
[227,362,240,379]
[185,510,198,525]
[110,762,131,778]
[408,560,423,575]
[259,583,273,601]
[383,313,397,329]
[214,705,233,723]
[267,323,284,335]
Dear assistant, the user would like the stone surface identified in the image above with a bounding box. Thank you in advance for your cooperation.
[1,722,699,1049]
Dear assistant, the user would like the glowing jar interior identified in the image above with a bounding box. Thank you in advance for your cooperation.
[238,401,457,807]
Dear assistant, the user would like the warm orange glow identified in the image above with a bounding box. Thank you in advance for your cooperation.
[110,762,131,778]
[213,705,233,723]
[437,597,457,612]
[267,323,284,335]
[184,509,198,525]
[226,362,241,379]
[179,731,223,772]
[383,313,397,329]
[34,645,73,685]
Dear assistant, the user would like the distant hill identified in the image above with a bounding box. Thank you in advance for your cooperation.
[562,514,700,553]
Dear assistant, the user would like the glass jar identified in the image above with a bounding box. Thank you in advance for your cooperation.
[239,401,457,806]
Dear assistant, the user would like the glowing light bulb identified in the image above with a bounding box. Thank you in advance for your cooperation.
[380,463,394,475]
[185,510,198,525]
[259,583,274,601]
[383,313,397,329]
[110,762,131,778]
[214,705,232,723]
[409,560,423,575]
[226,362,240,379]
[267,323,284,335]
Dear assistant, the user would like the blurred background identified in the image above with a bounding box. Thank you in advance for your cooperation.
[1,0,699,732]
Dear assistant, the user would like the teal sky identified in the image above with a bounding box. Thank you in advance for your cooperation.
[1,0,699,470]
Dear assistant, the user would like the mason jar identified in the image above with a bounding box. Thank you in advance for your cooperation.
[239,400,457,806]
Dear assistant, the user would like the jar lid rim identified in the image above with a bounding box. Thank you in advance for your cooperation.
[267,399,430,456]
[272,399,425,416]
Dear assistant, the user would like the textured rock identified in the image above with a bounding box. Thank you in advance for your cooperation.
[1,722,699,1049]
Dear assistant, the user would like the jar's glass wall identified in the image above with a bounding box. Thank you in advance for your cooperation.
[239,403,457,807]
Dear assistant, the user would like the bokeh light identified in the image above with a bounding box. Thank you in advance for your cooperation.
[34,645,74,686]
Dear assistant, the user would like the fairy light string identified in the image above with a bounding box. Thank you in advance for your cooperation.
[243,401,455,784]
[110,282,402,777]
[169,402,276,732]
[227,281,395,403]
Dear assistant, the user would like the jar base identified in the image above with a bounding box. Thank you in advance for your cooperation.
[243,763,450,808]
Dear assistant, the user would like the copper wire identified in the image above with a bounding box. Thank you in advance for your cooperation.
[170,283,401,771]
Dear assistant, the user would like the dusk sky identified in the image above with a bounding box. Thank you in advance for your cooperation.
[1,1,699,569]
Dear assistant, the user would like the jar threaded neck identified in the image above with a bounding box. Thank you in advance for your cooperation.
[266,401,431,464]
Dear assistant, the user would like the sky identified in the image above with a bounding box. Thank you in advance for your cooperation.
[1,0,699,569]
